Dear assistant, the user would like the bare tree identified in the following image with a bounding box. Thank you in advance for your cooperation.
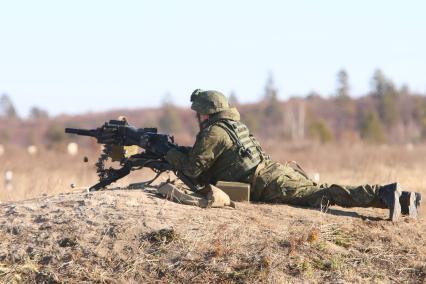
[0,94,18,118]
[336,69,350,98]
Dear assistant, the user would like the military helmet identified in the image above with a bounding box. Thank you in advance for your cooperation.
[190,89,229,115]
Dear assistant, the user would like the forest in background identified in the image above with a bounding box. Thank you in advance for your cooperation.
[1,69,426,148]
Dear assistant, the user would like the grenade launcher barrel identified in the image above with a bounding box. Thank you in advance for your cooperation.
[65,128,99,138]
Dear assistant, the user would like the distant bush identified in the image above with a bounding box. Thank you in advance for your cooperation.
[46,123,67,144]
[359,109,386,143]
[308,119,333,143]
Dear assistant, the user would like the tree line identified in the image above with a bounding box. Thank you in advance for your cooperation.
[235,69,426,144]
[1,68,426,146]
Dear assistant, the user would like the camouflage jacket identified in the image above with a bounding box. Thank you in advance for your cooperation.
[165,108,258,185]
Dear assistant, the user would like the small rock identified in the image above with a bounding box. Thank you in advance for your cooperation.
[86,220,97,226]
[58,237,78,247]
[26,247,34,255]
[142,228,178,245]
[38,255,53,265]
[35,271,59,283]
[34,215,49,223]
[9,226,20,235]
[5,206,17,216]
[39,223,52,230]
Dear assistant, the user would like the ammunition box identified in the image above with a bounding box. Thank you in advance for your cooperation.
[110,145,139,162]
[124,145,139,157]
[215,181,250,202]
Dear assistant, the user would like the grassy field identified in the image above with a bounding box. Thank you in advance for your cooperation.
[0,143,425,283]
[1,142,425,202]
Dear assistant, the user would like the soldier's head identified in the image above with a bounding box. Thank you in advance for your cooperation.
[190,89,229,120]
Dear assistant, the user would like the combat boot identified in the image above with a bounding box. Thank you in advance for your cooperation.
[378,183,401,221]
[400,191,422,217]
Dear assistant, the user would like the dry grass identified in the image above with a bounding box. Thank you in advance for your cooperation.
[1,142,425,201]
[0,142,425,283]
[0,143,426,201]
[0,145,163,202]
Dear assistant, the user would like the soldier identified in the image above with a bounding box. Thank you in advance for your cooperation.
[165,89,422,221]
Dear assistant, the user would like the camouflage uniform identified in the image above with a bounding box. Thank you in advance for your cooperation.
[166,107,384,209]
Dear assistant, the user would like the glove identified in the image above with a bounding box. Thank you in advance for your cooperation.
[165,148,186,168]
[148,134,172,155]
[176,146,192,154]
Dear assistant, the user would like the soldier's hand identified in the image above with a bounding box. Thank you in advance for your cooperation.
[165,148,185,167]
[176,146,192,154]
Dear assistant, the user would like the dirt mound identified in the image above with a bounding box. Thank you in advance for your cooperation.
[0,189,425,283]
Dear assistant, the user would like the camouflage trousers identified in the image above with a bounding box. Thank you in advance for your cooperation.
[251,161,384,208]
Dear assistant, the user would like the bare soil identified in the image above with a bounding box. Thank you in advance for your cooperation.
[0,187,424,283]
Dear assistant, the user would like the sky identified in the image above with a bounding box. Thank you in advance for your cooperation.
[0,0,425,116]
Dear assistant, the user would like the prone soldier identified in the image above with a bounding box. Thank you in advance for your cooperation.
[165,89,422,221]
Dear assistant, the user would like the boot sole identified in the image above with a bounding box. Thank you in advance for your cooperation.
[415,192,422,214]
[407,192,418,218]
[390,190,401,222]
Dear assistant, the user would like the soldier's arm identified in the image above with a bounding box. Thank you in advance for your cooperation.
[176,146,192,154]
[165,126,229,178]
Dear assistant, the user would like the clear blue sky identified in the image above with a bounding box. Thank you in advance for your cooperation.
[0,0,425,116]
